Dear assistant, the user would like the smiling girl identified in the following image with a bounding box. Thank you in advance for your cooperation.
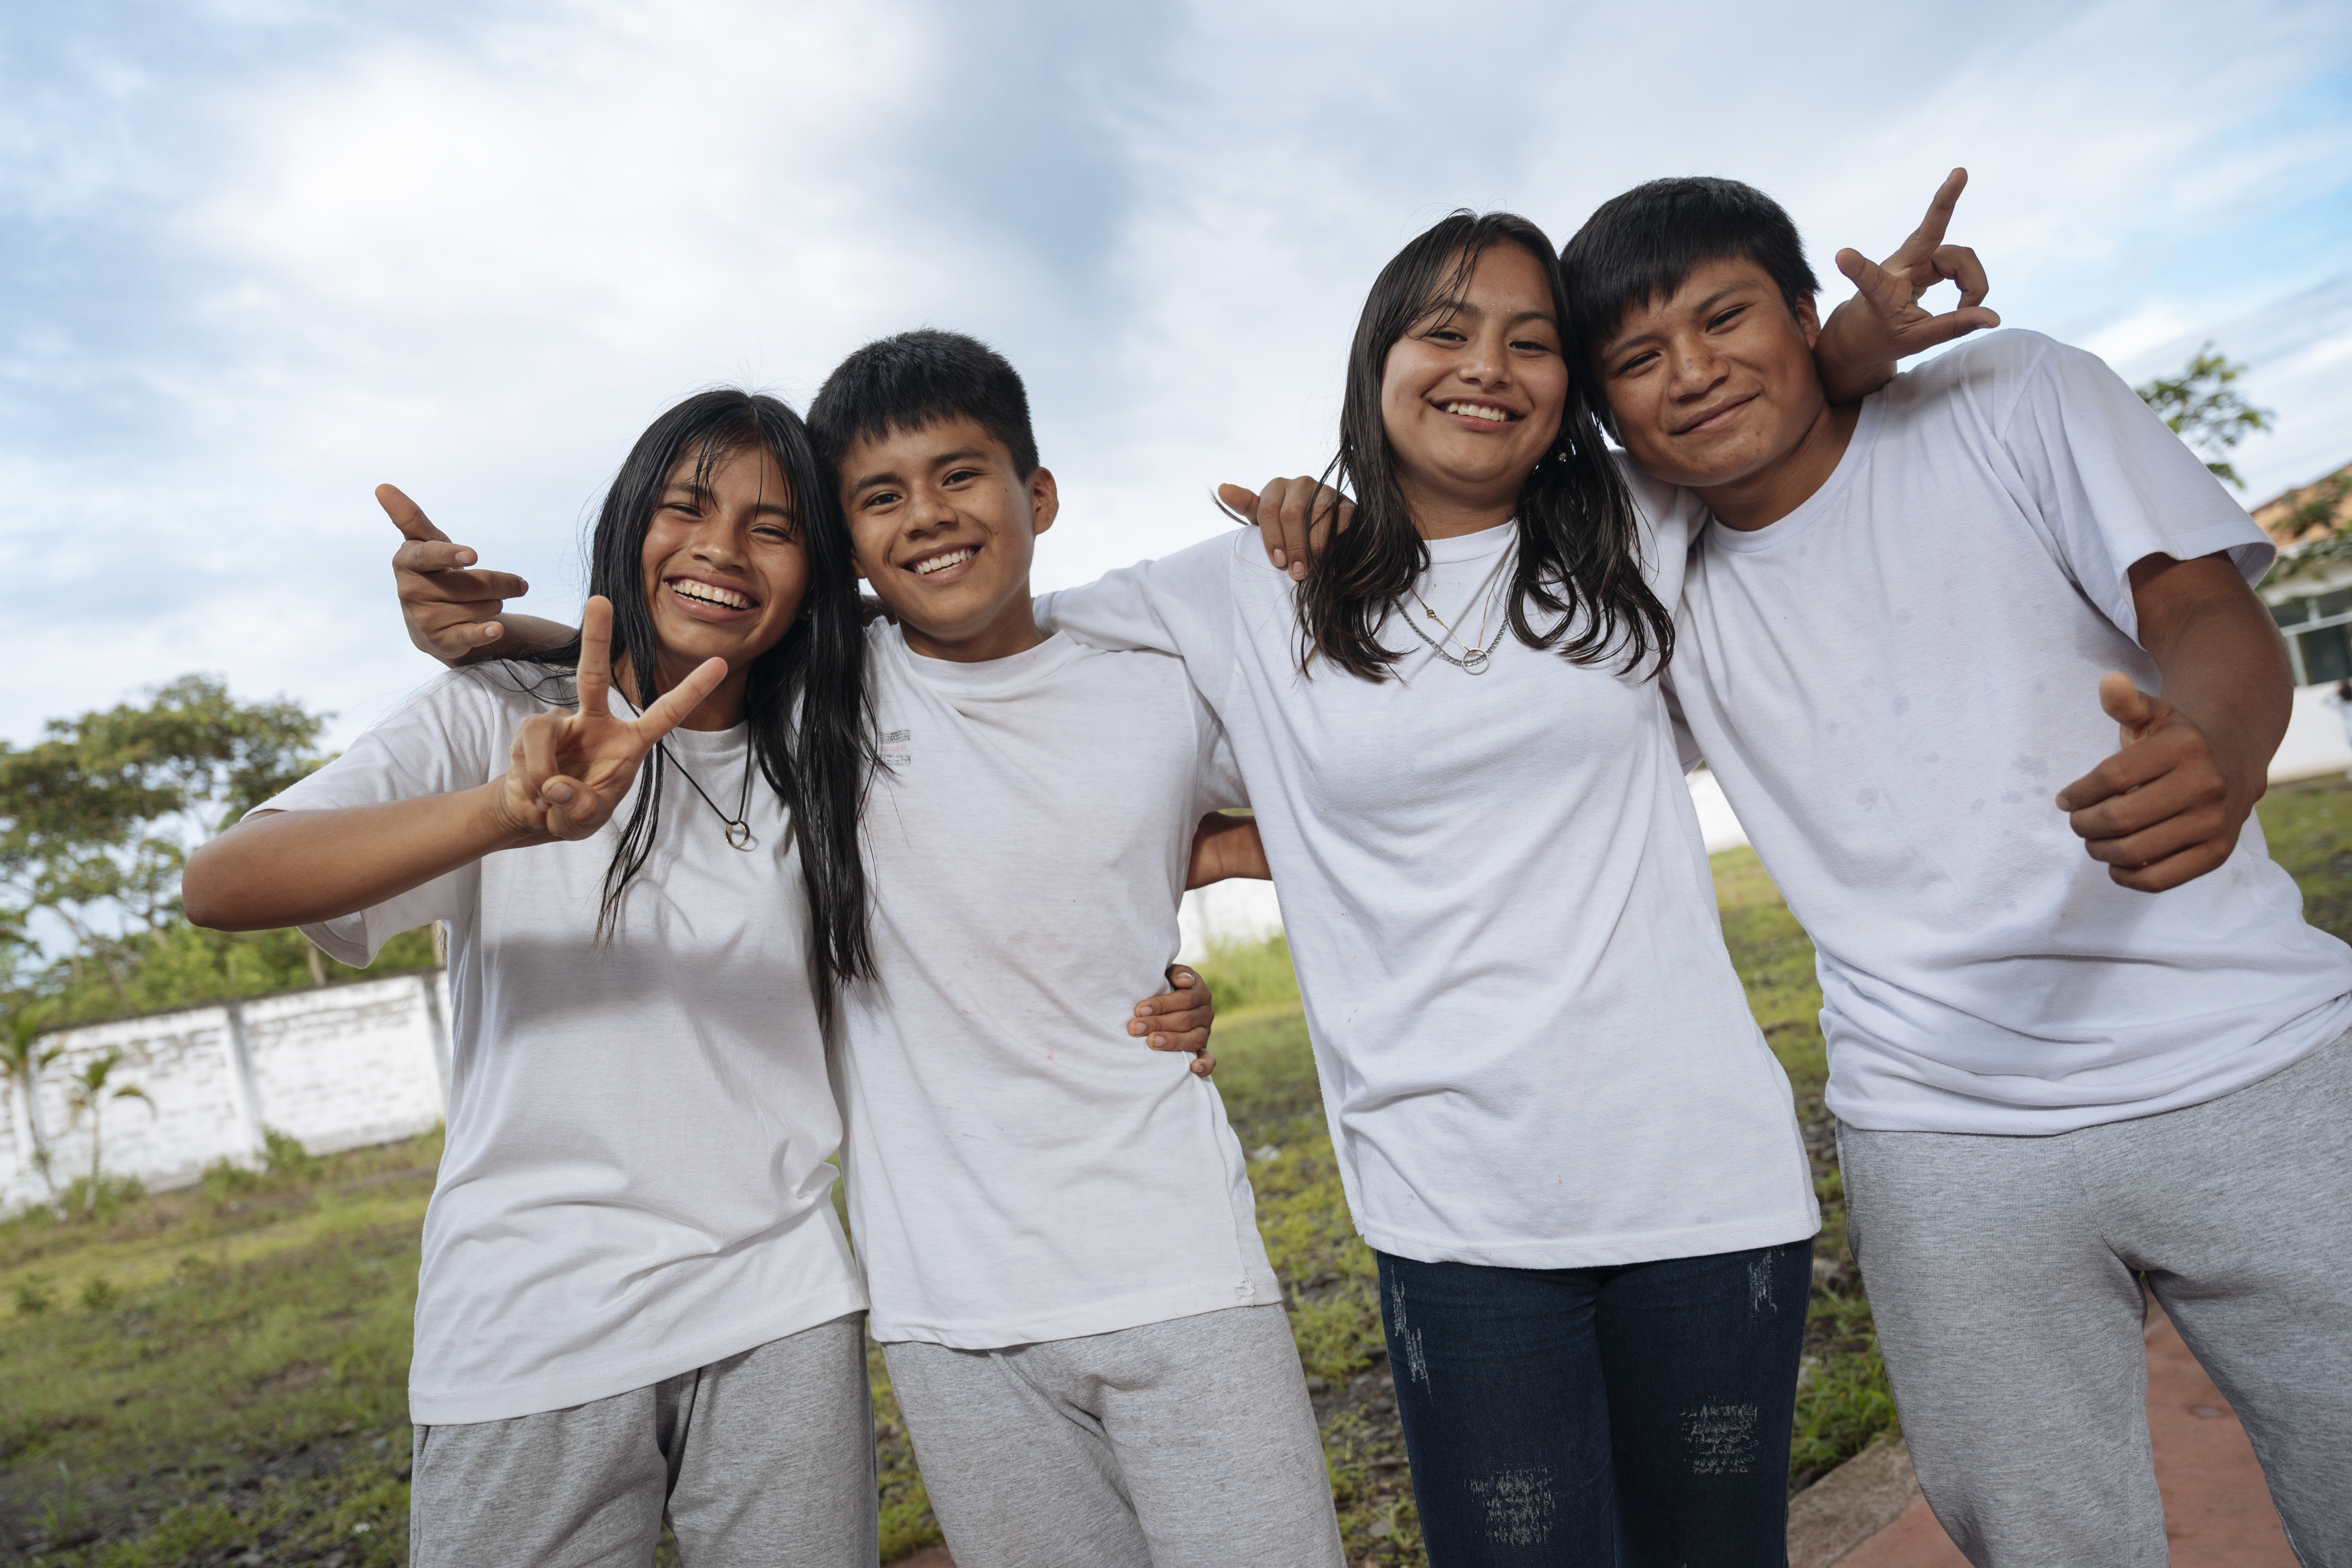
[1036,214,1825,1563]
[183,391,882,1565]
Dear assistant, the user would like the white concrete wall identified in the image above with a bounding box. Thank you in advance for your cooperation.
[2,972,451,1214]
[2275,681,2352,783]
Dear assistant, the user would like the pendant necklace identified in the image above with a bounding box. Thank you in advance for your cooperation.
[1400,545,1513,675]
[658,741,758,850]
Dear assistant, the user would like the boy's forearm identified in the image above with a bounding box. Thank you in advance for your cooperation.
[446,614,577,668]
[1814,297,1897,406]
[184,786,536,931]
[1187,815,1270,888]
[2145,591,2292,805]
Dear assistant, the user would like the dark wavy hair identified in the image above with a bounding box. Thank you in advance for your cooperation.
[1559,176,1820,443]
[1296,210,1673,683]
[524,389,874,1023]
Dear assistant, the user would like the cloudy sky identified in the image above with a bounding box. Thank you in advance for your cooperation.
[4,0,2348,749]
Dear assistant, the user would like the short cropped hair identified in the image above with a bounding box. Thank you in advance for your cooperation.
[1559,176,1821,360]
[809,329,1039,479]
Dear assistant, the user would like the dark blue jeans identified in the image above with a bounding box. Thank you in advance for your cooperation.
[1378,1239,1811,1566]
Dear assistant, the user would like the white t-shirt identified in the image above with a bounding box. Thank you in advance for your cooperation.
[839,623,1280,1347]
[1668,330,2352,1136]
[1038,497,1819,1270]
[262,665,865,1424]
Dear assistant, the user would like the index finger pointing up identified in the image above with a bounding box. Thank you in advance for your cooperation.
[577,596,616,718]
[376,484,453,544]
[1900,168,1969,260]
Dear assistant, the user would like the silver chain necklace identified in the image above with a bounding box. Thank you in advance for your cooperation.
[1397,547,1513,675]
[656,741,758,850]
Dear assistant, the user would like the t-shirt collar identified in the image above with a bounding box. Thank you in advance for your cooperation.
[1702,395,1887,555]
[1421,518,1518,565]
[891,623,1087,693]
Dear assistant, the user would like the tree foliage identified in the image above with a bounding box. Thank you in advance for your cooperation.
[0,675,436,1028]
[2134,343,2273,490]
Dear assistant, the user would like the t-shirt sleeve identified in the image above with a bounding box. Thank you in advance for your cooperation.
[1033,533,1256,693]
[1660,673,1706,774]
[247,667,528,966]
[1194,712,1250,815]
[1992,332,2277,645]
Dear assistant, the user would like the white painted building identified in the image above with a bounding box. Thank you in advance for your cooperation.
[2254,461,2352,782]
[2,972,451,1214]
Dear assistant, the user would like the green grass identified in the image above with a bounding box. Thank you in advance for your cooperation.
[1,1135,437,1564]
[2259,774,2352,944]
[8,783,2348,1564]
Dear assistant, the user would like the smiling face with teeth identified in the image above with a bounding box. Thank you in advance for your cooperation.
[633,441,809,726]
[839,414,1059,664]
[1593,254,1854,531]
[1378,240,1569,538]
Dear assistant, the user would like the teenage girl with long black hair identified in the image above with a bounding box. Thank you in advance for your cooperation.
[185,390,883,1565]
[1038,215,1832,1563]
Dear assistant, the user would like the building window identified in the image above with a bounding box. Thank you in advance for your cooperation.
[2304,624,2352,685]
[2272,586,2352,686]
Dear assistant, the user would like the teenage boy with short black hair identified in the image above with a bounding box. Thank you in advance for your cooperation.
[1548,179,2352,1565]
[800,329,1343,1568]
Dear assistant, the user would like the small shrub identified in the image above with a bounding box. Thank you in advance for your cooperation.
[201,1156,263,1205]
[58,1172,146,1222]
[14,1271,56,1315]
[1790,1341,1900,1478]
[79,1274,118,1312]
[262,1126,321,1181]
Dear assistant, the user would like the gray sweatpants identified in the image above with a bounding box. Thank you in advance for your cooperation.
[410,1313,876,1567]
[1839,1027,2352,1568]
[881,1303,1345,1568]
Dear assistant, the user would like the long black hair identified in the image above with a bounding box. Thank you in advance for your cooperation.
[1296,210,1674,682]
[525,389,874,1022]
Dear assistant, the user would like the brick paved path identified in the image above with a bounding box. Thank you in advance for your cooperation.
[1839,1313,2296,1566]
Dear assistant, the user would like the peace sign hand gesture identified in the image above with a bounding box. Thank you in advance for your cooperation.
[1816,168,2002,402]
[495,597,729,842]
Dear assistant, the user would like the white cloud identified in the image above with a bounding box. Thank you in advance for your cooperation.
[3,0,2348,747]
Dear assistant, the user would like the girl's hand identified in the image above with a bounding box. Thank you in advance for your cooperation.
[498,596,727,841]
[1129,965,1218,1078]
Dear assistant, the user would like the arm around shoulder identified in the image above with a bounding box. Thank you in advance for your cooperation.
[1036,533,1252,674]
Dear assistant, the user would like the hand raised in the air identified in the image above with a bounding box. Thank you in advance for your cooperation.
[1814,169,2002,404]
[1832,169,2000,358]
[497,597,728,842]
[380,484,575,668]
[1218,477,1355,581]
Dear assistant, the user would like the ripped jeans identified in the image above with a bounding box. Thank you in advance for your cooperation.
[1376,1240,1811,1566]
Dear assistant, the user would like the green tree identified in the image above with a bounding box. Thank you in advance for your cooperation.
[1,676,443,1026]
[2135,344,2274,489]
[0,676,329,1015]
